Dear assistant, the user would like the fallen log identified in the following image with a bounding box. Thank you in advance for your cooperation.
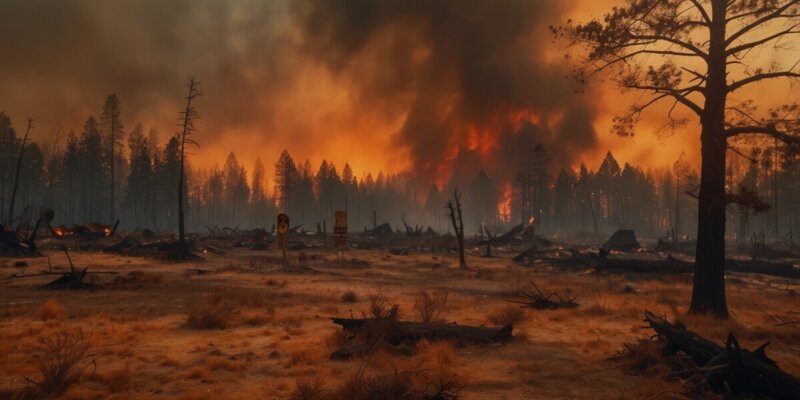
[331,317,513,345]
[103,237,140,253]
[595,254,693,273]
[474,224,523,246]
[726,259,797,278]
[644,311,800,399]
[202,244,227,255]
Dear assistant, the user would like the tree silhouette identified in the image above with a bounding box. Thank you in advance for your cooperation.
[446,189,467,269]
[101,94,123,226]
[557,0,800,317]
[177,77,201,251]
[7,117,33,225]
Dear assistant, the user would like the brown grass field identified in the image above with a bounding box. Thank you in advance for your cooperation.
[1,241,798,399]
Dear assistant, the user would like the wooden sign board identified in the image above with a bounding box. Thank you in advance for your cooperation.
[277,213,289,250]
[334,211,347,251]
[334,211,347,235]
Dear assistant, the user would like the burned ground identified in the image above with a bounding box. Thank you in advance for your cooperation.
[1,234,799,399]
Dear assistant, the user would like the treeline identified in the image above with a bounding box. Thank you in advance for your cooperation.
[1,95,798,240]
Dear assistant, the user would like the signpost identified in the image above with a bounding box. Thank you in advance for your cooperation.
[277,213,289,265]
[333,211,347,262]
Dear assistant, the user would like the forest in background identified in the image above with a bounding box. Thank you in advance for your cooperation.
[0,95,795,240]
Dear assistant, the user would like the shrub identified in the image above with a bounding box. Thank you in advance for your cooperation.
[291,378,324,400]
[367,290,392,319]
[487,305,526,326]
[413,289,449,323]
[30,330,92,395]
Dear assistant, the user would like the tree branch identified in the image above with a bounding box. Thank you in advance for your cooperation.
[727,24,800,55]
[626,83,704,116]
[726,0,800,46]
[728,70,800,92]
[687,0,711,25]
[725,124,800,146]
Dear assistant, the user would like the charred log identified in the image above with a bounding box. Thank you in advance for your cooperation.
[644,311,800,399]
[331,317,513,346]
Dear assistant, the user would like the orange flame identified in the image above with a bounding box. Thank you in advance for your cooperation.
[528,216,535,225]
[53,226,69,237]
[497,182,512,222]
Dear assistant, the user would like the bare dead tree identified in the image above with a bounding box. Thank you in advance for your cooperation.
[445,189,467,269]
[177,77,202,251]
[556,0,800,317]
[7,117,33,226]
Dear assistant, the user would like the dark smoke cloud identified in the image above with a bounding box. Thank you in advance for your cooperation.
[295,0,599,182]
[0,0,597,185]
[0,0,292,141]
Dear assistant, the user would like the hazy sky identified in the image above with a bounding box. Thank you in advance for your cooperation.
[0,0,795,185]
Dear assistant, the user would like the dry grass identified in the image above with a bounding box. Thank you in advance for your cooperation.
[614,339,668,375]
[413,289,449,323]
[325,329,349,350]
[95,363,132,392]
[487,305,526,326]
[27,330,92,396]
[111,270,163,287]
[185,292,232,329]
[39,299,64,321]
[367,289,393,319]
[291,378,325,400]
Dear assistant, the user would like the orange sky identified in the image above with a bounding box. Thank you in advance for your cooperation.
[1,0,797,187]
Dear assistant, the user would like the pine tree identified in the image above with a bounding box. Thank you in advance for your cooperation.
[101,94,123,225]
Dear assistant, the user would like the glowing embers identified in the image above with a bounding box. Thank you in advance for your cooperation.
[497,181,512,222]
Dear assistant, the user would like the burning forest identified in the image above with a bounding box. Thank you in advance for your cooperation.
[2,0,800,399]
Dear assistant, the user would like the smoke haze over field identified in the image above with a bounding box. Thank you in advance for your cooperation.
[2,0,799,240]
[0,0,721,184]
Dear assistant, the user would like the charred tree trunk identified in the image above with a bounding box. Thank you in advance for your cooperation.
[7,118,32,226]
[690,2,729,317]
[446,189,467,269]
[177,78,201,249]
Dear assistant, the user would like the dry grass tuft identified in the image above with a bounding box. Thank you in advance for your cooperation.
[185,292,231,329]
[416,339,456,367]
[325,328,349,350]
[291,378,325,400]
[413,289,449,323]
[581,302,614,317]
[614,339,667,374]
[487,305,526,326]
[96,363,131,392]
[112,270,163,287]
[28,330,92,396]
[332,372,414,400]
[39,299,64,321]
[367,289,393,319]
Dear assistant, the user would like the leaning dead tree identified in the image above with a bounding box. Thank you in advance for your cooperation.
[6,117,33,226]
[557,0,800,317]
[174,77,202,259]
[445,189,467,269]
[643,311,800,399]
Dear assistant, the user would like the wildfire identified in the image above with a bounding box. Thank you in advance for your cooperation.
[497,182,512,222]
[528,216,535,225]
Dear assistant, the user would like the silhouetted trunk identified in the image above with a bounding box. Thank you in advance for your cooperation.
[178,144,186,244]
[110,138,115,225]
[7,118,32,225]
[690,1,728,317]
